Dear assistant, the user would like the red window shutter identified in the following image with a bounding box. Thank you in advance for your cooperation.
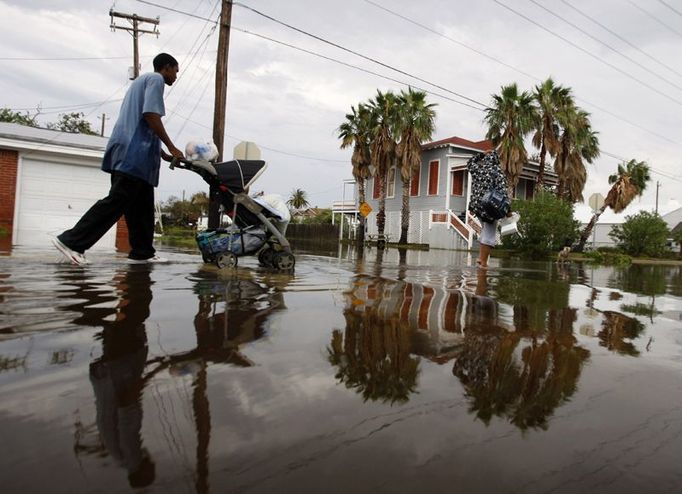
[451,171,464,196]
[410,167,420,196]
[428,161,439,195]
[373,175,381,199]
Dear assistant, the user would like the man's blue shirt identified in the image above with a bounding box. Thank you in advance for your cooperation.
[102,72,166,186]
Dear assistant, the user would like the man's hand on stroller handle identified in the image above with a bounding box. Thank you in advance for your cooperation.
[162,146,185,163]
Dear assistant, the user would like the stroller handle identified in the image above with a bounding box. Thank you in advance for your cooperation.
[170,157,217,176]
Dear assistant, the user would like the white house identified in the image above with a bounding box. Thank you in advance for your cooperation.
[359,135,557,249]
[0,122,128,251]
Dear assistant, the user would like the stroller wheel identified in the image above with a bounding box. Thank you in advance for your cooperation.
[216,252,238,269]
[258,248,274,267]
[202,253,213,263]
[273,252,295,271]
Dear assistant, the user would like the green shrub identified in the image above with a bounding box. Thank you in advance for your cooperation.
[501,191,579,258]
[584,250,632,266]
[609,211,669,257]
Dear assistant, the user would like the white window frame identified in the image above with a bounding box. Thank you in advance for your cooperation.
[387,166,396,198]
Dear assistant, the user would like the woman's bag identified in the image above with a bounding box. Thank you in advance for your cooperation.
[480,189,510,220]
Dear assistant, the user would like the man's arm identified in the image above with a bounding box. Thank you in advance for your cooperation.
[144,112,184,161]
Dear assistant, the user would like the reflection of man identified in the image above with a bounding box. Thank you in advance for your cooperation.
[89,266,155,488]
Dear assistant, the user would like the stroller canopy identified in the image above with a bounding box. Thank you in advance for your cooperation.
[214,160,266,193]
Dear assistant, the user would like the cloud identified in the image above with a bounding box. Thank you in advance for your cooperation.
[1,0,680,209]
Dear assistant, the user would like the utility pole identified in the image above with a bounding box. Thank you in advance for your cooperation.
[655,180,660,215]
[208,0,233,229]
[109,10,160,79]
[98,113,109,136]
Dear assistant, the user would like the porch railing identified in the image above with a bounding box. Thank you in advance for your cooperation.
[430,209,472,244]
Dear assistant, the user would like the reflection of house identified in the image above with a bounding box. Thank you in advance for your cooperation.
[346,274,510,360]
[360,136,557,249]
[0,123,128,251]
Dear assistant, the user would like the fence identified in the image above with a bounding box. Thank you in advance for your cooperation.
[286,224,341,250]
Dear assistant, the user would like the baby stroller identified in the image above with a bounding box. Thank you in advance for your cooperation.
[171,157,295,270]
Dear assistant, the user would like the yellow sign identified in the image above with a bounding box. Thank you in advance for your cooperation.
[359,202,372,217]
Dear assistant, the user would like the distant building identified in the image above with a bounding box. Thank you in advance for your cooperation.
[358,135,557,249]
[0,123,128,251]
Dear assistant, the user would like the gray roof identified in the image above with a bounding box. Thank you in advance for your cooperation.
[0,122,108,152]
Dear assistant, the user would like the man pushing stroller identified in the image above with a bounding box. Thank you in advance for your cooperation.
[53,53,184,265]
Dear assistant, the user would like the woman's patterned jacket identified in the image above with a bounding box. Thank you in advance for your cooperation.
[466,151,509,224]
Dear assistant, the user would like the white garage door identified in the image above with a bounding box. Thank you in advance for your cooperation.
[15,157,116,249]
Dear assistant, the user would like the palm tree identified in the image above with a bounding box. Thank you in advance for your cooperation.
[532,78,571,194]
[287,188,310,211]
[554,105,600,202]
[190,191,210,216]
[338,103,373,245]
[368,90,399,237]
[395,88,436,244]
[484,83,536,196]
[577,159,651,251]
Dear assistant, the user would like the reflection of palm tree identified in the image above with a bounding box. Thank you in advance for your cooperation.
[452,307,590,430]
[598,311,645,357]
[328,309,420,405]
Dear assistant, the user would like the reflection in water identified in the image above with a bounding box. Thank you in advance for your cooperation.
[87,266,156,488]
[598,311,646,357]
[334,273,591,430]
[57,266,286,492]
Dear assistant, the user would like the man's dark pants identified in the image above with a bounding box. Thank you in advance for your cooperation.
[58,172,156,260]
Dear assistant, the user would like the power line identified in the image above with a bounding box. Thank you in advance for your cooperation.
[232,1,487,109]
[657,0,682,19]
[558,0,682,81]
[133,0,682,146]
[8,99,123,113]
[168,109,349,163]
[132,0,682,175]
[135,0,487,110]
[361,0,681,146]
[527,0,682,92]
[363,0,538,82]
[600,150,682,183]
[0,55,132,61]
[232,27,484,111]
[493,0,682,107]
[136,0,220,24]
[627,0,682,39]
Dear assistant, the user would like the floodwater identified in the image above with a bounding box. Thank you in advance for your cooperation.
[1,246,681,494]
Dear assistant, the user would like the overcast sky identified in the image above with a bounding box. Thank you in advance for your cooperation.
[1,0,681,222]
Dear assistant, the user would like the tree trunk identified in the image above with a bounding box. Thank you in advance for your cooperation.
[556,177,565,200]
[399,179,410,244]
[377,172,386,236]
[577,204,607,251]
[357,179,366,246]
[535,140,546,195]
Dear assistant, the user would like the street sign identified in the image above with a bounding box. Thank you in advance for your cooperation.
[233,141,261,160]
[588,193,605,211]
[359,202,372,217]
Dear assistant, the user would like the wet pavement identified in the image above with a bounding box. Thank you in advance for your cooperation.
[1,246,681,493]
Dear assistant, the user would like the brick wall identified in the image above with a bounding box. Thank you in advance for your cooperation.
[0,149,18,246]
[116,217,131,252]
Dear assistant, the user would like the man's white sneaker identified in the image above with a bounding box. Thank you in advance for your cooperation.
[52,237,90,266]
[127,255,169,264]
